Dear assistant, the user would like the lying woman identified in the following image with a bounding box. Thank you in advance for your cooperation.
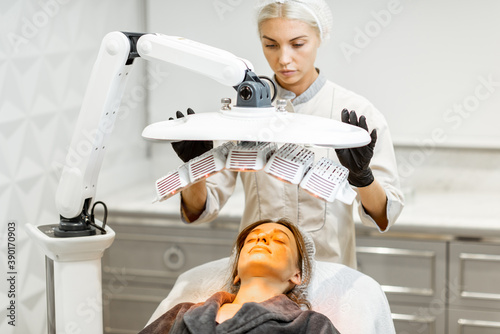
[140,218,340,333]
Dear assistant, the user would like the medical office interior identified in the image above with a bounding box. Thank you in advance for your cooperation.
[1,0,500,333]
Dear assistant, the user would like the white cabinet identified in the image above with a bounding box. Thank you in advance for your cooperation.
[100,212,500,334]
[448,242,500,334]
[356,236,447,334]
[357,235,500,334]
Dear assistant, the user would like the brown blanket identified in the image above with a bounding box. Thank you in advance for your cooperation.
[140,291,340,333]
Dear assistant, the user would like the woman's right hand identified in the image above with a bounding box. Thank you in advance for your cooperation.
[170,108,213,162]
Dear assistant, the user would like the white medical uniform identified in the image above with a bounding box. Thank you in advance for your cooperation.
[181,72,404,268]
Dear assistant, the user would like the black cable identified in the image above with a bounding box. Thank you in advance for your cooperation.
[259,75,277,102]
[90,201,108,234]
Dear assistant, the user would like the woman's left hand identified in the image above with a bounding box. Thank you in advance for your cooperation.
[335,109,377,187]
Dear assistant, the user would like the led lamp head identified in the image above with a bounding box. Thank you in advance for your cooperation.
[299,157,356,204]
[264,143,315,184]
[154,164,190,202]
[226,141,277,171]
[155,142,236,202]
[188,141,235,182]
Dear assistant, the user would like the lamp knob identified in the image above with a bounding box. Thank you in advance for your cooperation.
[276,99,287,112]
[221,98,232,110]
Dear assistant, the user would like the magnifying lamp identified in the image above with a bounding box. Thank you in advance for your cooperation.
[25,31,370,333]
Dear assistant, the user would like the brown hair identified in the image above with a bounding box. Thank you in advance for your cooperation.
[227,218,312,309]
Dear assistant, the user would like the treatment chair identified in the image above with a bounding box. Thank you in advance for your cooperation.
[147,258,395,333]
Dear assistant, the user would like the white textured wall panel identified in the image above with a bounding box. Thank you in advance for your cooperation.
[0,1,147,333]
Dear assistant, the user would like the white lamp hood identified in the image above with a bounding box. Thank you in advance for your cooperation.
[142,105,371,148]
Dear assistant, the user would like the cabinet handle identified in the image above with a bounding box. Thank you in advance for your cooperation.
[461,291,500,301]
[382,285,433,297]
[163,245,185,271]
[458,319,500,329]
[357,246,434,258]
[391,313,435,324]
[460,253,500,262]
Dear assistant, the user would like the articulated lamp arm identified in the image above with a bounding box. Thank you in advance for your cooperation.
[54,31,270,237]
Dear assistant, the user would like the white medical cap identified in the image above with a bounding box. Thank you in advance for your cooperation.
[293,224,316,301]
[255,0,334,41]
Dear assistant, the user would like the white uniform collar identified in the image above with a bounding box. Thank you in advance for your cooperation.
[273,69,327,106]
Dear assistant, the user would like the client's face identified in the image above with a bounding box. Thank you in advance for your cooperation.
[237,223,301,285]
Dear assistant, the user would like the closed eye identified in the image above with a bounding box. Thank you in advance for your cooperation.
[245,233,258,243]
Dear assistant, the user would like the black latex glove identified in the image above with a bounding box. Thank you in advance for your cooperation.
[170,108,213,163]
[335,109,377,187]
